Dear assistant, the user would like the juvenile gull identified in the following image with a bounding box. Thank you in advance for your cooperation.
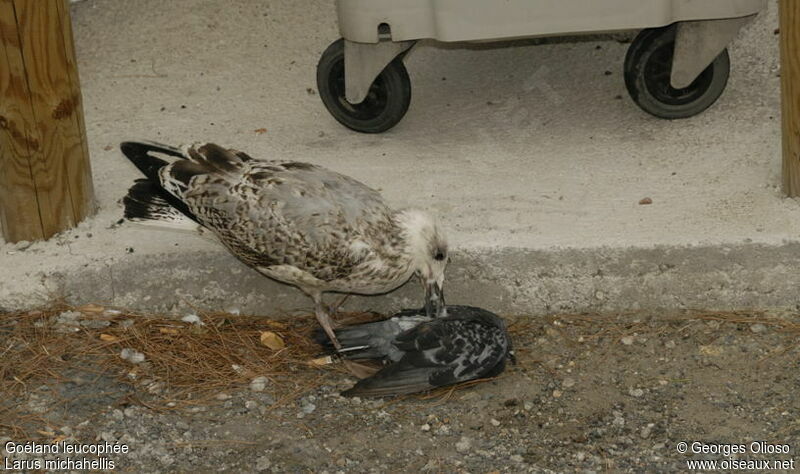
[120,141,448,348]
[318,305,514,397]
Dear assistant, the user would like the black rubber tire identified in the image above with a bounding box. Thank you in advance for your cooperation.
[624,25,730,119]
[317,39,412,133]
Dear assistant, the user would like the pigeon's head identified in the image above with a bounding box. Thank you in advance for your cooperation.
[397,209,449,318]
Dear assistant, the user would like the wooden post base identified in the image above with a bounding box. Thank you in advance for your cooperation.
[781,0,800,197]
[0,0,94,243]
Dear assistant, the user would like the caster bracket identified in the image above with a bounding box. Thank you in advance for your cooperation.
[345,39,415,104]
[671,15,756,89]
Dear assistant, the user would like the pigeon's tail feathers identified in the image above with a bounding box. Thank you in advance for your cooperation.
[341,363,434,398]
[123,179,200,232]
[120,141,187,182]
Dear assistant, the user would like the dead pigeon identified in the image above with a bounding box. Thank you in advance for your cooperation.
[120,141,448,349]
[318,305,514,397]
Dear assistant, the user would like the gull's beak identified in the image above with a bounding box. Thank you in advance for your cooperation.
[424,281,446,318]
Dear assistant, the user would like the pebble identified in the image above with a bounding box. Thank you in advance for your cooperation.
[510,454,524,463]
[250,376,269,392]
[562,377,576,388]
[629,388,645,398]
[181,314,204,325]
[13,240,32,251]
[620,336,634,346]
[245,400,258,411]
[665,340,676,349]
[455,436,472,453]
[490,418,501,427]
[641,423,654,439]
[120,348,146,364]
[750,323,767,333]
[523,402,534,411]
[552,390,563,398]
[420,423,431,432]
[434,425,450,436]
[255,455,272,471]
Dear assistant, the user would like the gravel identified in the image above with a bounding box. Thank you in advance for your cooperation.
[3,309,799,472]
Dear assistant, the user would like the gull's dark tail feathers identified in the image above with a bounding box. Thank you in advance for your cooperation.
[120,141,200,232]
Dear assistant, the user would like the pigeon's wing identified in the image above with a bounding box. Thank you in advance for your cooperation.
[315,313,432,361]
[342,315,510,397]
[156,143,394,280]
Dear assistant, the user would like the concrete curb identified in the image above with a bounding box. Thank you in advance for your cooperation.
[4,242,797,316]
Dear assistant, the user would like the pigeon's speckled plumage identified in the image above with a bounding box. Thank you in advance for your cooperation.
[120,141,449,348]
[319,305,514,397]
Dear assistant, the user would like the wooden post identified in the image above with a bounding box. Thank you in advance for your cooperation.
[781,0,800,196]
[0,0,94,243]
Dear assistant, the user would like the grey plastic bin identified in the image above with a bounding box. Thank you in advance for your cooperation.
[316,0,767,133]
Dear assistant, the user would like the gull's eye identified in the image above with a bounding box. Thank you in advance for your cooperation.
[434,251,446,261]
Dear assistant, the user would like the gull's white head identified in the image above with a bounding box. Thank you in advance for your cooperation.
[397,209,448,317]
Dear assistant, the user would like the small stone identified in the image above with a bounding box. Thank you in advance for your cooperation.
[255,455,272,471]
[13,240,32,251]
[245,400,258,410]
[434,425,451,436]
[594,290,605,300]
[750,323,767,333]
[301,402,316,414]
[57,310,82,323]
[490,418,501,427]
[215,393,232,401]
[421,460,438,472]
[620,336,634,346]
[665,340,676,349]
[250,376,269,392]
[111,409,124,421]
[455,436,471,453]
[523,402,534,411]
[181,314,204,325]
[641,423,654,439]
[576,452,586,462]
[120,348,145,364]
[562,378,576,388]
[639,197,653,205]
[81,319,111,329]
[552,390,562,398]
[420,423,431,432]
[511,454,524,463]
[629,388,645,398]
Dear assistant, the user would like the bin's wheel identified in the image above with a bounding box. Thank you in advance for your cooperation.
[317,39,411,133]
[624,25,730,119]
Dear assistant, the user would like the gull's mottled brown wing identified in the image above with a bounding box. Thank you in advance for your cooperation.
[158,143,395,280]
